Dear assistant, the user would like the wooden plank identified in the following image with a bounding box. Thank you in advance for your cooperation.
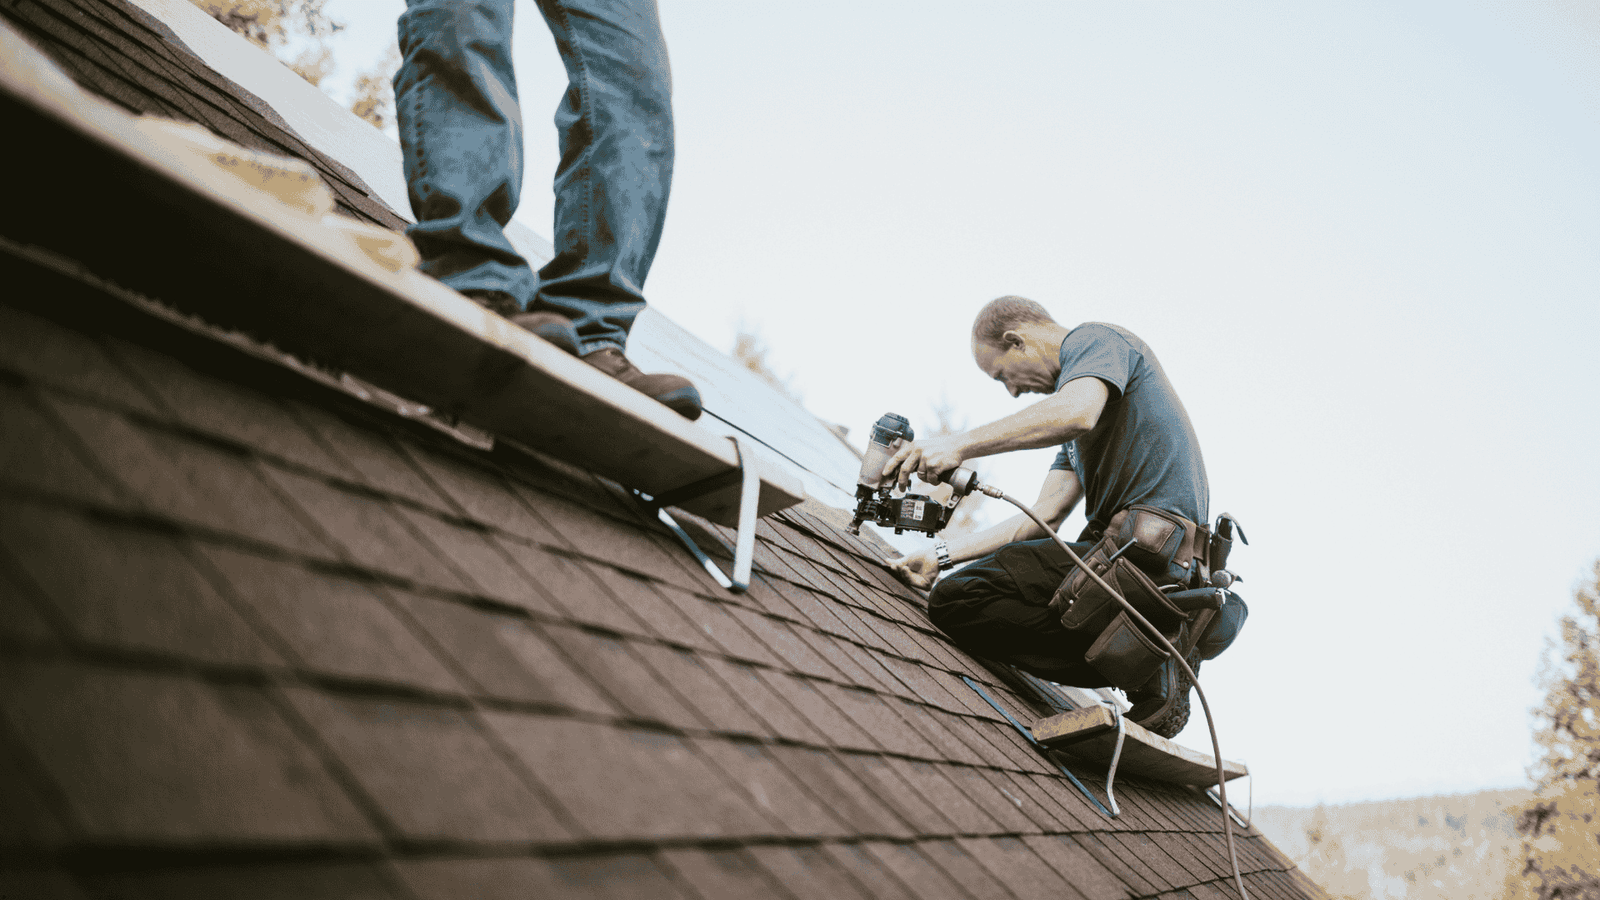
[1032,705,1248,787]
[0,28,803,527]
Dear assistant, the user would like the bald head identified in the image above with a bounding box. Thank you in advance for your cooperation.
[971,295,1057,350]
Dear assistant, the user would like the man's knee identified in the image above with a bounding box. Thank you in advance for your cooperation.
[925,569,974,638]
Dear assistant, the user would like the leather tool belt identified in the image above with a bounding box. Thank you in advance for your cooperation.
[1050,505,1225,690]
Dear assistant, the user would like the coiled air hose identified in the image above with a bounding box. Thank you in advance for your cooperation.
[974,482,1251,900]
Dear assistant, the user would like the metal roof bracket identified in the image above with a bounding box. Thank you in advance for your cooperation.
[650,434,759,594]
[960,676,1119,819]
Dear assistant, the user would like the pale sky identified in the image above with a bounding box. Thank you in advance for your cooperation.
[316,1,1600,807]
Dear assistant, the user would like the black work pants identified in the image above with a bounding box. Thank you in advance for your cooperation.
[928,537,1247,687]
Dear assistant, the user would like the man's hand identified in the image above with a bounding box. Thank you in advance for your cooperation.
[882,435,966,491]
[889,550,939,591]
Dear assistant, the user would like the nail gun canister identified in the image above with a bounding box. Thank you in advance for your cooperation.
[859,412,913,491]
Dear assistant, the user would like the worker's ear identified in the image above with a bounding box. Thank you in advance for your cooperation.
[1001,330,1026,351]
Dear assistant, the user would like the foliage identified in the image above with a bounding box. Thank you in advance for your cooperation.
[1506,560,1600,900]
[730,323,802,404]
[347,45,399,130]
[188,0,398,131]
[1253,790,1529,900]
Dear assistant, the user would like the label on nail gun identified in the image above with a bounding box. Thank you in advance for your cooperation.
[900,499,926,523]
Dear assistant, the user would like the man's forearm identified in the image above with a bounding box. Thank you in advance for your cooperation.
[945,510,1051,563]
[955,388,1100,461]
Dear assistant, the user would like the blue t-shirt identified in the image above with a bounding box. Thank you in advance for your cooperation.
[1049,323,1208,531]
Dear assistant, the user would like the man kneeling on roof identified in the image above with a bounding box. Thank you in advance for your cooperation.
[886,296,1247,738]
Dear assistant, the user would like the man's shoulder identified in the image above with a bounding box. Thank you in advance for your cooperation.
[1073,322,1143,347]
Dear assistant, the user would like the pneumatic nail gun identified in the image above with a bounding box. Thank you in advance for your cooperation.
[847,412,978,536]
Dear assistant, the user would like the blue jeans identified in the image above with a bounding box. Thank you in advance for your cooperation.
[395,0,673,353]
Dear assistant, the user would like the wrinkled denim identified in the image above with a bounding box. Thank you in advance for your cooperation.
[395,0,673,353]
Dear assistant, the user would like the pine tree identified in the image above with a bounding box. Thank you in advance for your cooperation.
[1508,559,1600,900]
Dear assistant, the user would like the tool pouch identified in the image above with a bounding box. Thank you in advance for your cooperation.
[1086,611,1170,688]
[1053,541,1187,637]
[1208,512,1247,573]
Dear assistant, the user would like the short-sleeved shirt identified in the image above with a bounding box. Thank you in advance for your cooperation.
[1049,323,1208,531]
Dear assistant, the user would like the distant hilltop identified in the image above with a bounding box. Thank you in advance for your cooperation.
[1253,788,1533,900]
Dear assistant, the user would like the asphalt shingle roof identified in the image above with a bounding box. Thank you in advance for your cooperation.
[0,1,1329,896]
[0,248,1328,898]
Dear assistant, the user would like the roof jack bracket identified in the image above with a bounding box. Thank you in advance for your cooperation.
[647,435,759,594]
[1101,713,1126,818]
[960,676,1119,819]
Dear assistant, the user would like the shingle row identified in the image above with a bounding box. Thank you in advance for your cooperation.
[0,282,1312,898]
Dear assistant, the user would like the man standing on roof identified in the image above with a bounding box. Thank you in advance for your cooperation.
[393,0,701,420]
[885,296,1246,737]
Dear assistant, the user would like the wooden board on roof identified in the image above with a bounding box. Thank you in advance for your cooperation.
[1032,704,1249,787]
[0,30,803,527]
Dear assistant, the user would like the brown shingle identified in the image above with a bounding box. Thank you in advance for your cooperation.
[1022,833,1135,900]
[0,561,59,646]
[0,870,89,900]
[524,550,655,636]
[916,839,1022,900]
[733,610,836,680]
[816,843,920,900]
[627,644,768,737]
[657,848,797,900]
[1075,833,1159,896]
[390,506,543,605]
[858,841,978,900]
[942,763,1039,833]
[196,546,460,692]
[957,836,1083,900]
[668,591,786,666]
[47,400,331,558]
[818,683,922,757]
[545,626,705,730]
[277,687,571,844]
[394,594,615,714]
[398,446,564,546]
[758,672,877,752]
[902,706,991,768]
[745,845,874,900]
[582,564,714,648]
[0,735,73,851]
[391,857,565,900]
[543,854,698,900]
[700,658,823,744]
[127,360,352,478]
[838,753,955,836]
[484,714,771,841]
[766,746,913,838]
[259,468,468,591]
[0,504,283,668]
[690,738,845,837]
[0,386,122,508]
[886,759,1002,835]
[84,862,403,899]
[0,660,377,844]
[0,306,160,414]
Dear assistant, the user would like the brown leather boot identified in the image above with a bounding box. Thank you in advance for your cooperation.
[1125,654,1196,738]
[581,347,702,421]
[461,291,580,355]
[508,311,580,356]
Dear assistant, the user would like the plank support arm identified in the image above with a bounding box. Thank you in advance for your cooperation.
[648,435,759,593]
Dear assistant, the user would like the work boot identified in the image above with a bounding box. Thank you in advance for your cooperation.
[461,290,580,356]
[1125,654,1198,738]
[509,311,580,356]
[581,346,702,421]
